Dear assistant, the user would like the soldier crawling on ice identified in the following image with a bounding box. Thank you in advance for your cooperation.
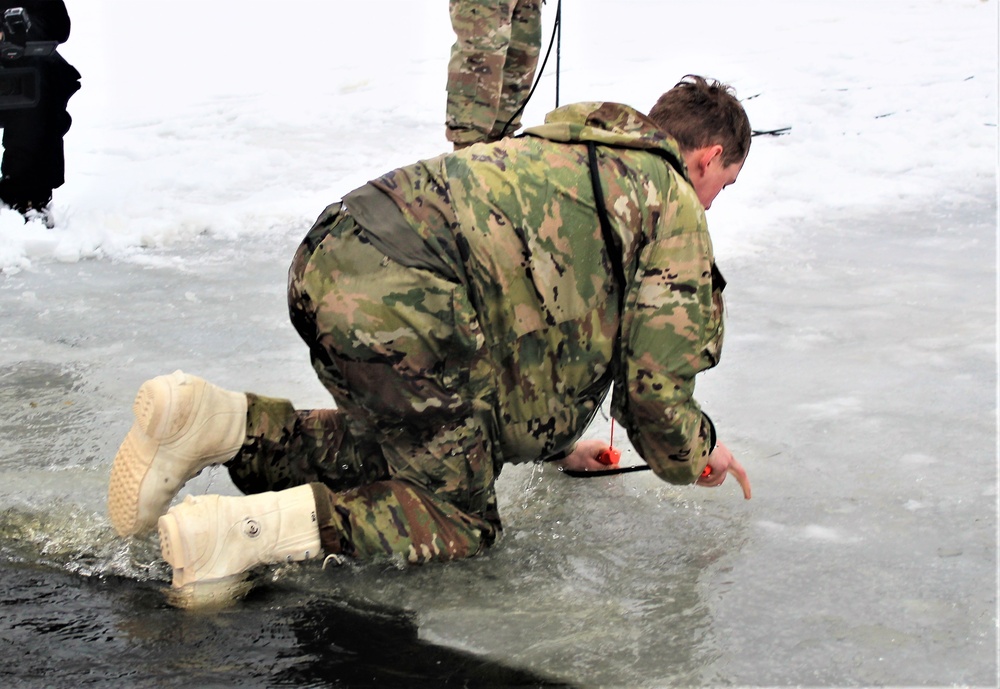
[108,75,753,607]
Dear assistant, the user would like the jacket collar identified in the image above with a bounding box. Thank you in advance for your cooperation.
[522,102,690,183]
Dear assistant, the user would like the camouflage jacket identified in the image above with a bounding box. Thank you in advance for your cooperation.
[367,102,725,485]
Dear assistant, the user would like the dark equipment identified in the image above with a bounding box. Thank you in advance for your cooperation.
[0,7,58,110]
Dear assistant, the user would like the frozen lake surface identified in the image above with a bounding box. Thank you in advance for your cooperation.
[0,189,994,687]
[0,0,996,684]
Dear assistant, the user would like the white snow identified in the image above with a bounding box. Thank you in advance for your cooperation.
[0,0,995,272]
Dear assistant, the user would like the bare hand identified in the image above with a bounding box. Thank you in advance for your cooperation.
[696,440,752,499]
[552,439,618,473]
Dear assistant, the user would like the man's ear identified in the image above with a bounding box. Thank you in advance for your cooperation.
[698,144,724,172]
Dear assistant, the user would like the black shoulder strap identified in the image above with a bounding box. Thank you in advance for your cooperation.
[587,141,626,310]
[581,142,672,480]
[571,142,710,480]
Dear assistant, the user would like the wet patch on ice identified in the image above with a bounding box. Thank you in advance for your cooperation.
[794,396,863,420]
[757,519,860,544]
[898,452,937,466]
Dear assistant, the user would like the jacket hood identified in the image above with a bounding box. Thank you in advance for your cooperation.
[522,102,690,182]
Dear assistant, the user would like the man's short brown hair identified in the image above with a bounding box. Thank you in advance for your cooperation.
[648,75,751,166]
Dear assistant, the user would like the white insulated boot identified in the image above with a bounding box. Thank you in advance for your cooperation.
[108,370,248,537]
[157,485,321,607]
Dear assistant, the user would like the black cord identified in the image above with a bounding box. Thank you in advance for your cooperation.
[751,126,791,137]
[561,465,651,478]
[497,0,562,140]
[554,0,561,107]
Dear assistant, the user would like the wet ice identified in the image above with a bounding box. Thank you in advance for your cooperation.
[0,0,996,686]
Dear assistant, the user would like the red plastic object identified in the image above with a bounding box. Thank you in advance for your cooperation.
[597,447,621,466]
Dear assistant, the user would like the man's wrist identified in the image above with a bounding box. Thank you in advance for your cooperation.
[703,412,718,454]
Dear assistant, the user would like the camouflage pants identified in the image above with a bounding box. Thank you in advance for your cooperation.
[227,204,502,564]
[446,0,542,146]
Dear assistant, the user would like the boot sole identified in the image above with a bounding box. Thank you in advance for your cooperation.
[107,376,187,537]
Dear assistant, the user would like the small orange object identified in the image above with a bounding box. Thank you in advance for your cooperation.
[701,465,712,478]
[598,417,622,466]
[597,447,621,466]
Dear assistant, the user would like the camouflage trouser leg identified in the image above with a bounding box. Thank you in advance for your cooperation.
[489,0,542,140]
[446,0,542,146]
[311,413,501,564]
[281,204,502,564]
[227,395,388,496]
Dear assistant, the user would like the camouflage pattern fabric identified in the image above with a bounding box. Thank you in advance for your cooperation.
[373,102,724,484]
[274,208,500,562]
[229,101,725,564]
[228,389,499,563]
[446,0,542,146]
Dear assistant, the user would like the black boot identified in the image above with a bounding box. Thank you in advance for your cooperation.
[0,177,54,227]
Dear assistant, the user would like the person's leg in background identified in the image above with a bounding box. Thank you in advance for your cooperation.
[488,0,542,141]
[0,56,80,221]
[445,0,517,148]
